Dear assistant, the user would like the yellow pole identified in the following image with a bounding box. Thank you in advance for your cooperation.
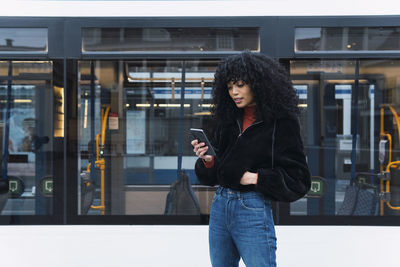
[101,106,110,146]
[380,107,384,135]
[100,159,105,215]
[90,106,110,215]
[96,134,100,161]
[388,105,400,144]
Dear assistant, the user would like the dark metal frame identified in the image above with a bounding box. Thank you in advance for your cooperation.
[0,15,400,225]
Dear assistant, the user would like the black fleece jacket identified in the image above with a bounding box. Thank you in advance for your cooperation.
[195,114,311,202]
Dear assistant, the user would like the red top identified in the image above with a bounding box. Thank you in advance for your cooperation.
[203,106,256,168]
[242,105,256,132]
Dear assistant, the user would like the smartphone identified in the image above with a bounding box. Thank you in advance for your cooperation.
[190,128,217,156]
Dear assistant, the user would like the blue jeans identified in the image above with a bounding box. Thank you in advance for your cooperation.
[209,187,277,267]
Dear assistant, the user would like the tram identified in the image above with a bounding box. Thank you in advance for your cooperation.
[1,1,400,266]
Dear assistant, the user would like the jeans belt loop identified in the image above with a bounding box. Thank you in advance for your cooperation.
[219,186,225,195]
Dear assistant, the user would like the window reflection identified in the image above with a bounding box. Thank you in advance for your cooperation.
[359,60,400,216]
[295,27,400,52]
[290,59,400,217]
[0,61,54,215]
[0,28,48,52]
[82,27,259,52]
[291,60,356,216]
[78,60,217,216]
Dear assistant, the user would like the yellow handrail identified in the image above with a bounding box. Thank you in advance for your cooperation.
[388,105,400,144]
[101,106,110,146]
[96,133,100,161]
[385,160,400,173]
[380,106,400,212]
[87,162,91,172]
[90,106,110,215]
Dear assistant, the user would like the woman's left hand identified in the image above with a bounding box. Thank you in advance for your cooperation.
[240,171,258,185]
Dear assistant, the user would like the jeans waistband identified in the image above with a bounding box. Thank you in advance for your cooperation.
[216,186,267,200]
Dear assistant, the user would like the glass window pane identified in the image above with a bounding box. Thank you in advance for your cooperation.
[0,28,48,52]
[182,60,218,215]
[0,61,55,215]
[359,60,400,216]
[290,59,400,217]
[82,28,259,52]
[295,27,400,52]
[77,59,219,216]
[290,60,358,216]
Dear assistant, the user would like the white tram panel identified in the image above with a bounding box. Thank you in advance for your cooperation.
[1,1,400,17]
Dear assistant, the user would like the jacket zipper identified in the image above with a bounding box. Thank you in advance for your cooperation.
[221,120,263,161]
[217,120,264,175]
[236,119,263,138]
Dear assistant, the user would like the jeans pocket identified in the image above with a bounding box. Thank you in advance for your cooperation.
[240,197,265,211]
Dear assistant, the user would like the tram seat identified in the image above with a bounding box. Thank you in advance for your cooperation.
[0,179,9,213]
[164,170,201,215]
[81,171,95,215]
[337,174,378,216]
[0,179,8,195]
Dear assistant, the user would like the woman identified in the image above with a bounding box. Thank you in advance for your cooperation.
[191,52,311,267]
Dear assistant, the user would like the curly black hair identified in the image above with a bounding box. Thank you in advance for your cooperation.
[212,51,299,124]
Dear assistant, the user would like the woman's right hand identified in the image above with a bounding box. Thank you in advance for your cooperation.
[191,139,213,162]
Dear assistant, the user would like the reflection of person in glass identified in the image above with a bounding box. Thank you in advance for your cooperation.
[191,52,311,267]
[20,118,36,151]
[19,118,49,152]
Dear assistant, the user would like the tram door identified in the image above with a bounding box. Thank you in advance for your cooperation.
[0,61,57,215]
[290,60,379,215]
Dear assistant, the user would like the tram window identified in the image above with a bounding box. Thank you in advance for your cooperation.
[290,60,358,216]
[289,59,400,217]
[82,27,259,52]
[295,27,400,52]
[0,28,48,52]
[77,60,218,216]
[0,61,55,216]
[359,60,400,216]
